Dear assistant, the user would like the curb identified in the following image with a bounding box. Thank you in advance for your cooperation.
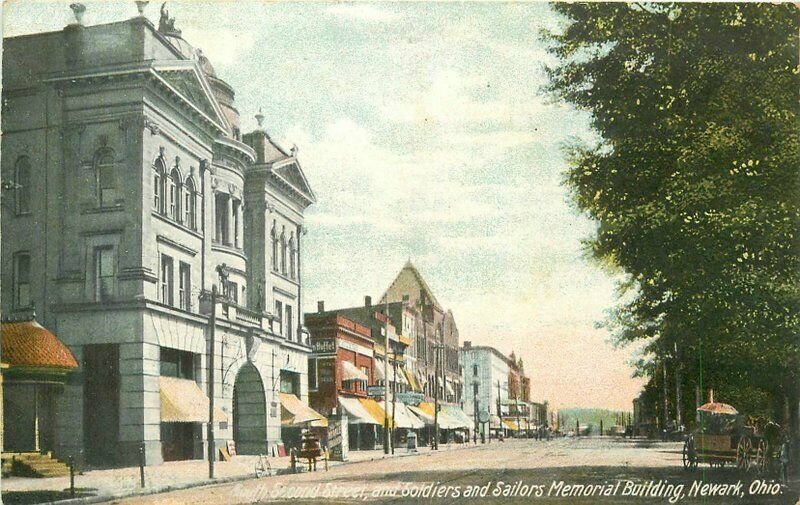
[33,444,480,505]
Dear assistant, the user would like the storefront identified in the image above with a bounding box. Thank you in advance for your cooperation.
[338,395,381,450]
[279,392,326,450]
[159,375,226,461]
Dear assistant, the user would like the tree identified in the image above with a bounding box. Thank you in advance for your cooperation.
[546,2,799,444]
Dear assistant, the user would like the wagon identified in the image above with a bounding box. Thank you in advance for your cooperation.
[682,401,781,474]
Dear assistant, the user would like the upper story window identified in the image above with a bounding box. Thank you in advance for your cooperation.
[214,193,229,244]
[289,233,296,279]
[285,304,293,340]
[94,246,115,302]
[95,149,117,207]
[168,168,181,221]
[14,156,31,215]
[183,177,196,230]
[271,221,278,271]
[179,262,191,311]
[473,364,478,376]
[153,158,166,213]
[13,252,31,309]
[160,254,174,306]
[274,300,283,335]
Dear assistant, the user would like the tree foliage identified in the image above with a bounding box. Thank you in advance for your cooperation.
[546,3,799,423]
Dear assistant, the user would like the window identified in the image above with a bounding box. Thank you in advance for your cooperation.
[473,364,478,376]
[161,255,174,306]
[15,156,31,215]
[94,247,115,301]
[168,169,180,221]
[160,347,195,379]
[183,178,196,230]
[271,221,278,271]
[179,262,191,311]
[95,150,117,207]
[153,159,166,213]
[215,193,228,244]
[285,304,293,340]
[274,300,283,335]
[473,383,479,396]
[308,359,318,390]
[280,227,287,274]
[13,253,31,308]
[289,233,296,279]
[233,199,241,248]
[229,281,239,305]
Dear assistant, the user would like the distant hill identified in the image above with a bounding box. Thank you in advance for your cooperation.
[556,408,631,434]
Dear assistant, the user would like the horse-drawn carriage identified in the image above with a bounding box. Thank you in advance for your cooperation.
[682,401,782,474]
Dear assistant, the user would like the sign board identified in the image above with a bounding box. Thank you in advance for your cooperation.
[367,385,385,397]
[396,392,424,405]
[311,338,335,354]
[479,410,490,424]
[327,415,348,462]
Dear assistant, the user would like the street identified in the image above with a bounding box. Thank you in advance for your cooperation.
[113,438,797,505]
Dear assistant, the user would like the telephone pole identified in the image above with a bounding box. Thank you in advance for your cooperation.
[207,285,217,479]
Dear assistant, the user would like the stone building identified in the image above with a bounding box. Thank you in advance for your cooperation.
[460,342,509,437]
[1,5,316,466]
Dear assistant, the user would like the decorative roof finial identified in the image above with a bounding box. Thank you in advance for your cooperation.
[135,1,149,17]
[69,3,86,25]
[255,108,264,128]
[290,144,299,157]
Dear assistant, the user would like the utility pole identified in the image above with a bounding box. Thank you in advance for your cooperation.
[207,285,217,479]
[391,355,397,455]
[383,297,390,455]
[433,342,443,450]
[473,378,478,444]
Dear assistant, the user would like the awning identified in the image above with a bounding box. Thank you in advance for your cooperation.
[279,393,327,427]
[394,367,408,385]
[359,397,392,427]
[391,400,425,429]
[502,419,521,431]
[490,414,502,426]
[408,404,434,425]
[160,376,227,423]
[445,381,455,396]
[1,320,78,377]
[442,405,472,428]
[403,368,421,392]
[341,360,368,382]
[373,360,386,381]
[338,396,380,425]
[407,402,466,429]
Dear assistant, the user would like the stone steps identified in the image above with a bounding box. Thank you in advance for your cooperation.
[2,452,71,477]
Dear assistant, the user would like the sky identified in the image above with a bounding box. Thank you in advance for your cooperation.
[3,0,646,411]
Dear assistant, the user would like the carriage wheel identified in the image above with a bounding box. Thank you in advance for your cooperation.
[755,440,769,475]
[683,436,698,471]
[737,437,752,472]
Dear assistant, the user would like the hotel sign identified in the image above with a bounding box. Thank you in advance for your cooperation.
[311,338,335,354]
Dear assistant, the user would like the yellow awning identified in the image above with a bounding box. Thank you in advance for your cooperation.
[502,419,521,431]
[160,376,227,423]
[339,396,380,425]
[280,393,327,427]
[403,368,421,392]
[358,397,392,427]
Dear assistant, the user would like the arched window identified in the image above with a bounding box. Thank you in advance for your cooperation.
[184,177,196,229]
[153,158,166,213]
[15,156,31,215]
[289,233,296,279]
[280,226,287,274]
[95,149,117,207]
[271,221,278,271]
[168,168,181,221]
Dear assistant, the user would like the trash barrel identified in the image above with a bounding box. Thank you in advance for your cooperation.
[407,432,418,451]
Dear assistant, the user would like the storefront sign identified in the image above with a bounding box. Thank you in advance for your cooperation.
[327,415,348,462]
[367,385,385,397]
[311,338,335,353]
[396,392,424,405]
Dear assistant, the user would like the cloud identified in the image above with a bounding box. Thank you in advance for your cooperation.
[182,27,257,66]
[326,4,399,22]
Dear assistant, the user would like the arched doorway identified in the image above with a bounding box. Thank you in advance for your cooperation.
[232,362,267,455]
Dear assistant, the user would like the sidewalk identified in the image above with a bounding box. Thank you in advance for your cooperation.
[1,442,477,505]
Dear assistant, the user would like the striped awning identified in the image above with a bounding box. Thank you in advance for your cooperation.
[160,376,227,423]
[341,360,368,382]
[338,396,380,425]
[359,397,392,426]
[373,360,386,381]
[392,401,425,429]
[403,368,421,392]
[442,405,472,428]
